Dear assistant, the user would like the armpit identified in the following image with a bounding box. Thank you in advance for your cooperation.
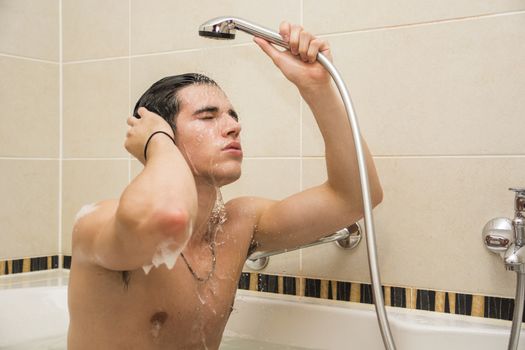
[246,236,259,258]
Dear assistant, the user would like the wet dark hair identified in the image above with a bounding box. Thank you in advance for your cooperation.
[122,73,218,288]
[132,72,219,132]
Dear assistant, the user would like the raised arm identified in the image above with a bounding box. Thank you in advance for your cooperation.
[72,107,198,271]
[250,22,383,252]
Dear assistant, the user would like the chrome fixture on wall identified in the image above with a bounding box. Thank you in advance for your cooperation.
[245,223,362,270]
[483,188,525,350]
[199,16,396,350]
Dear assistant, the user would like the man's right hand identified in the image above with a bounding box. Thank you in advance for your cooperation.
[125,107,175,164]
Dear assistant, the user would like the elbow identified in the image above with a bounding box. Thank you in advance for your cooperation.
[116,205,192,244]
[371,185,384,209]
[153,208,192,240]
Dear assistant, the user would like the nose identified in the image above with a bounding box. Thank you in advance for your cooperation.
[222,115,241,138]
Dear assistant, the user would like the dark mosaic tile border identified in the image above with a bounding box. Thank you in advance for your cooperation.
[235,273,521,322]
[0,255,59,275]
[2,255,522,322]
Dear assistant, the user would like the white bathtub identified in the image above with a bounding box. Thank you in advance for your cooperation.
[0,272,524,350]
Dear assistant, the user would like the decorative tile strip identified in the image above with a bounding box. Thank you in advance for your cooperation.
[236,272,522,323]
[0,255,59,275]
[1,255,522,323]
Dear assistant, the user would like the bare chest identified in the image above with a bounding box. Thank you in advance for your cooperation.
[123,231,249,346]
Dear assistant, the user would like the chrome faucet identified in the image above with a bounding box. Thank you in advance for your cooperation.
[483,187,525,350]
[501,188,525,272]
[484,188,525,268]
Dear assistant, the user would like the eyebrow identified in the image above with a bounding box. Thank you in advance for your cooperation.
[193,106,239,120]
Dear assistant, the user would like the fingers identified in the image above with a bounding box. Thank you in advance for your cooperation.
[279,21,291,42]
[137,106,150,118]
[283,23,328,63]
[298,31,311,62]
[306,38,325,63]
[288,24,301,56]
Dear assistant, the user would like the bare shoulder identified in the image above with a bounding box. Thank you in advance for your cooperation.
[225,196,276,221]
[71,200,118,261]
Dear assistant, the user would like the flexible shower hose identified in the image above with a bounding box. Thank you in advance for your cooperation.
[508,272,525,350]
[199,17,397,350]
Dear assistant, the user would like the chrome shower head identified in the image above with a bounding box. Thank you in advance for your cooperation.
[198,17,236,40]
[198,16,289,49]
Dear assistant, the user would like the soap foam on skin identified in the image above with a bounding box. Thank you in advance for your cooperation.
[74,203,98,222]
[142,238,183,275]
[142,222,193,275]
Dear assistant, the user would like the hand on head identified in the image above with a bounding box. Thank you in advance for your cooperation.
[125,107,175,164]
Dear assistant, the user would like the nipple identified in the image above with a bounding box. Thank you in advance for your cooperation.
[150,311,168,341]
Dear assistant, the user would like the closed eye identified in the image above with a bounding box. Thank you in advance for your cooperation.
[229,109,239,122]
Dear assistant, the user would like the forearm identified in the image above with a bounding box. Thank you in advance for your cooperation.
[301,82,383,206]
[116,135,197,256]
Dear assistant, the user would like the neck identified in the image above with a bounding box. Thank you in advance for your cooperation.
[188,178,221,247]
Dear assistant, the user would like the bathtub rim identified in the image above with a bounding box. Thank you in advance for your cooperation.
[0,269,522,332]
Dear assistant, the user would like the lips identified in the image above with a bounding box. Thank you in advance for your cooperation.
[222,141,243,157]
[223,141,242,151]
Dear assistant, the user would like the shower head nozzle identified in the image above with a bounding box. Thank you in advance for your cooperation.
[198,17,237,40]
[198,16,289,49]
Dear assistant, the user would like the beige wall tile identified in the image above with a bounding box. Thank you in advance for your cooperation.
[221,158,300,201]
[301,157,525,298]
[299,233,371,284]
[302,158,326,189]
[228,157,302,276]
[130,158,142,179]
[0,57,59,157]
[61,160,129,255]
[63,59,129,158]
[131,45,301,158]
[130,0,300,55]
[62,0,129,61]
[0,160,58,259]
[300,158,370,282]
[224,158,302,276]
[304,0,525,34]
[0,0,59,60]
[304,12,525,157]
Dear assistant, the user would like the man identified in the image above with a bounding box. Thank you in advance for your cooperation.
[68,21,383,349]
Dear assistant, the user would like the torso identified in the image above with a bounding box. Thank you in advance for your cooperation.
[67,198,258,350]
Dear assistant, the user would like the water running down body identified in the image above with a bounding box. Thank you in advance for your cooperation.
[67,20,383,349]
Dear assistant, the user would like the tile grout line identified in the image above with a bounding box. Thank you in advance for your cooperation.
[58,0,63,265]
[318,9,525,38]
[0,52,58,64]
[5,9,524,65]
[128,0,132,184]
[3,154,525,161]
[298,0,304,273]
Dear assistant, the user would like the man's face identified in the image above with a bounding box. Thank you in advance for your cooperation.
[174,84,242,187]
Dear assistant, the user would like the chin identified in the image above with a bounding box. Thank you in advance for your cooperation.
[203,164,242,187]
[217,169,242,187]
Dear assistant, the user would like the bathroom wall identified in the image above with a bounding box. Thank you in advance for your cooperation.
[1,0,525,299]
[0,0,60,260]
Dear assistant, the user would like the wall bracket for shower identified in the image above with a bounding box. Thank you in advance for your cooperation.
[245,223,362,271]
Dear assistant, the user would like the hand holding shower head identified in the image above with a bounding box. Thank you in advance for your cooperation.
[198,16,397,350]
